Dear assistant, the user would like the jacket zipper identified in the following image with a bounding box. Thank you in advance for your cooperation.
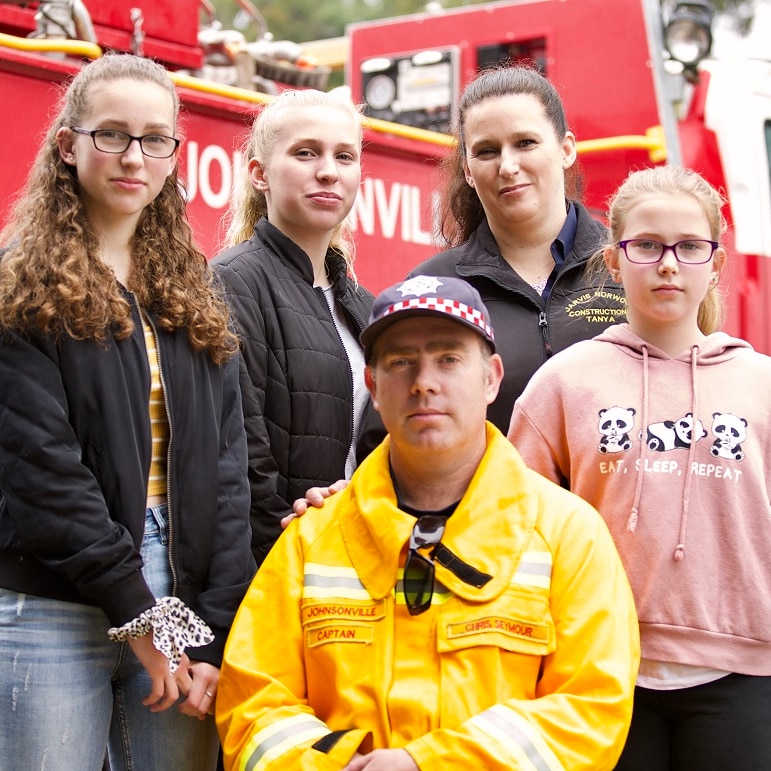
[539,311,553,357]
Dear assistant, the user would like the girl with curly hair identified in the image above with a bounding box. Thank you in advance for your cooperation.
[0,54,254,770]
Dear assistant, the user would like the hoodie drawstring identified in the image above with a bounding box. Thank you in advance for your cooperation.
[626,344,700,561]
[627,345,649,533]
[673,346,701,560]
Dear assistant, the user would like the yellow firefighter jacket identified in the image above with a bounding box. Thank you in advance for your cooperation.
[217,425,639,771]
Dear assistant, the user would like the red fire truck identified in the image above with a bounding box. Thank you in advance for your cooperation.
[1,0,769,348]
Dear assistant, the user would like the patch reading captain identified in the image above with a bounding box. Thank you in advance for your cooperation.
[306,624,374,647]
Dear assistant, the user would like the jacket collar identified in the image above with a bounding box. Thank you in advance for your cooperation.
[255,217,349,295]
[456,200,604,276]
[339,425,538,602]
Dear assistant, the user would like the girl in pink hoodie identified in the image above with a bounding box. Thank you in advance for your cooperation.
[508,166,771,770]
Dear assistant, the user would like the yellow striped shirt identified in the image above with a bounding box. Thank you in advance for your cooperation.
[142,314,169,498]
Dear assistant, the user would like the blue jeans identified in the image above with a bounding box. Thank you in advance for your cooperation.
[0,505,219,771]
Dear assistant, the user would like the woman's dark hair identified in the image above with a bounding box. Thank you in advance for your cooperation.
[439,65,583,246]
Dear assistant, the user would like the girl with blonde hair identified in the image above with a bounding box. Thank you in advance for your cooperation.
[213,88,377,565]
[509,166,771,770]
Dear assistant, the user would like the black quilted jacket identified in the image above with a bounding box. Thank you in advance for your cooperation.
[213,218,376,565]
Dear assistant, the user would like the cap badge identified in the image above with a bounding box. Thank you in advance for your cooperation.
[397,276,444,297]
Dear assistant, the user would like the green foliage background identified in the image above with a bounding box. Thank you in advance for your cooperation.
[205,0,757,44]
[207,0,508,43]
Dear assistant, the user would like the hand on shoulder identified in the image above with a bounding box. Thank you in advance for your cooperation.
[282,479,349,528]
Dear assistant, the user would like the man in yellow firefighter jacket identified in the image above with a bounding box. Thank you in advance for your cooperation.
[216,276,639,771]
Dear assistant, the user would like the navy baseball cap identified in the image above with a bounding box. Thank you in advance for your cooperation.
[360,275,496,360]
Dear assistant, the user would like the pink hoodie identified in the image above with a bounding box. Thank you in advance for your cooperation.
[508,323,771,676]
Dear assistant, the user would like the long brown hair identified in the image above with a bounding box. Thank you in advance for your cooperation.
[438,65,583,247]
[0,54,237,363]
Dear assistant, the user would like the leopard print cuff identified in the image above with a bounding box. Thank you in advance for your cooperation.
[107,596,214,674]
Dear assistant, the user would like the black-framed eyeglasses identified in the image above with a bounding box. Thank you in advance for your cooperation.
[403,515,447,616]
[70,127,180,158]
[617,238,718,265]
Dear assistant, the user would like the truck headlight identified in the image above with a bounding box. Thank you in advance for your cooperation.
[664,0,714,68]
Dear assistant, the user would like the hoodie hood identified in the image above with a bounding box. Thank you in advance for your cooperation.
[594,323,754,365]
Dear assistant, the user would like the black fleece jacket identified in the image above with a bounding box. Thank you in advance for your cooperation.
[411,202,627,431]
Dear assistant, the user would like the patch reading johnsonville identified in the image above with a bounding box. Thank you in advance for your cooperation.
[302,602,386,648]
[302,601,387,623]
[563,287,628,324]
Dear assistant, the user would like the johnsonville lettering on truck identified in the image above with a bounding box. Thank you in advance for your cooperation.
[0,0,769,349]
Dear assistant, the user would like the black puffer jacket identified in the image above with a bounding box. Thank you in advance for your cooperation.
[411,202,627,431]
[213,218,376,565]
[0,292,254,666]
